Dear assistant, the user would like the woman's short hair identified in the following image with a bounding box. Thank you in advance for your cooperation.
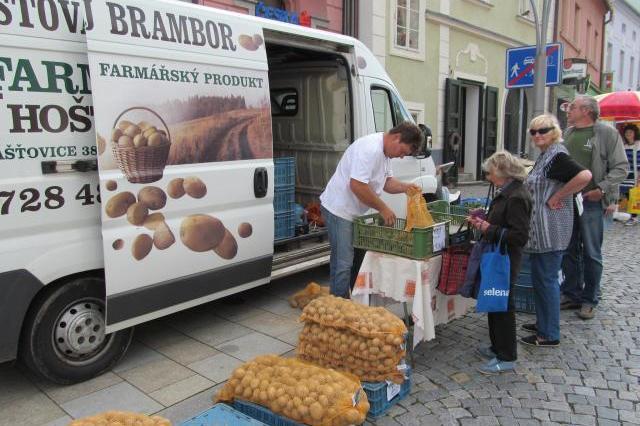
[482,151,528,182]
[528,113,562,142]
[623,124,639,141]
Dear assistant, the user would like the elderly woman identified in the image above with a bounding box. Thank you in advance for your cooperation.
[521,114,592,347]
[468,151,532,374]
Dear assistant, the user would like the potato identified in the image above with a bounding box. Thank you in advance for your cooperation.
[117,120,134,131]
[143,126,158,138]
[111,128,123,142]
[180,214,225,252]
[153,222,175,250]
[143,212,165,230]
[167,178,185,199]
[239,34,257,51]
[137,120,153,130]
[105,192,136,218]
[97,134,106,155]
[132,234,153,260]
[253,34,264,47]
[138,186,166,210]
[238,222,252,238]
[127,202,149,226]
[123,124,142,138]
[112,239,124,250]
[105,180,117,191]
[148,132,166,147]
[133,134,147,148]
[118,135,134,148]
[214,229,238,259]
[183,177,207,199]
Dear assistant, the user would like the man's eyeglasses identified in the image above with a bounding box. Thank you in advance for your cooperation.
[529,127,554,136]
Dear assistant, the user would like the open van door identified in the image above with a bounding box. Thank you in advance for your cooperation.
[87,0,275,331]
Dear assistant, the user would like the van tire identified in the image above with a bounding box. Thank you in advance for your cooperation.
[20,276,133,384]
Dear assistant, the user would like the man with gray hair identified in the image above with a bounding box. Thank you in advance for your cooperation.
[560,95,628,319]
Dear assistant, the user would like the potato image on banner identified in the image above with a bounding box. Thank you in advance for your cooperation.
[112,239,124,250]
[126,202,149,226]
[167,178,185,199]
[238,222,252,238]
[214,229,238,259]
[253,34,264,47]
[239,34,257,51]
[118,135,134,148]
[117,120,134,131]
[180,215,225,252]
[123,124,141,138]
[105,192,136,218]
[111,128,123,144]
[105,180,117,191]
[133,134,147,148]
[183,177,207,198]
[143,212,166,231]
[132,234,153,260]
[153,222,175,250]
[138,186,167,210]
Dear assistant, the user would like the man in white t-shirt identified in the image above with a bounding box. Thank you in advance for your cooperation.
[320,122,424,298]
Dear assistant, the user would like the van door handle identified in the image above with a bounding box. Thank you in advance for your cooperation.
[254,167,268,198]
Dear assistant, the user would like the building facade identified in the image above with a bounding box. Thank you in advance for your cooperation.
[360,0,540,181]
[603,0,640,91]
[193,0,350,34]
[553,0,611,127]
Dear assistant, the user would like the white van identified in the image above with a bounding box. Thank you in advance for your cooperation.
[0,0,436,383]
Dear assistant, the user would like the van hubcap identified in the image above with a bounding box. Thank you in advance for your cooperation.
[54,300,106,360]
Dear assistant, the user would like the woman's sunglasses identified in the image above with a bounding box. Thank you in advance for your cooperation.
[529,127,554,136]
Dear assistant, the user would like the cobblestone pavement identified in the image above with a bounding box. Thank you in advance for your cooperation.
[368,190,640,426]
[1,183,638,425]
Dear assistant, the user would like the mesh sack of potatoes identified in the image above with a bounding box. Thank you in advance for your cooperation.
[288,282,331,309]
[297,351,406,384]
[298,323,406,361]
[296,337,404,373]
[300,295,407,338]
[68,411,171,426]
[215,355,370,426]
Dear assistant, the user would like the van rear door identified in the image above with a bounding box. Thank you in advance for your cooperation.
[87,0,275,331]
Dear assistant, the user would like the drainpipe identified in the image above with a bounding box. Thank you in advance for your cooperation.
[599,3,613,92]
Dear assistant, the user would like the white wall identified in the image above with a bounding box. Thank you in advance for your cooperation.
[605,0,640,91]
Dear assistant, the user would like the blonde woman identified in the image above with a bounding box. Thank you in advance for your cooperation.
[468,151,532,374]
[521,114,592,347]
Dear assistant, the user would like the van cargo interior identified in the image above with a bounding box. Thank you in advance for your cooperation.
[267,42,353,270]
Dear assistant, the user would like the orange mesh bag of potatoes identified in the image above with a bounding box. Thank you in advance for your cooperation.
[404,186,434,231]
[300,295,407,339]
[298,323,406,362]
[68,411,171,426]
[215,355,370,426]
[288,282,331,309]
[297,341,406,384]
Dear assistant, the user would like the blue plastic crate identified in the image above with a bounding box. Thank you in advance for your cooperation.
[514,283,535,314]
[274,184,295,213]
[232,400,304,426]
[363,368,412,419]
[274,157,295,186]
[275,211,295,240]
[181,403,268,426]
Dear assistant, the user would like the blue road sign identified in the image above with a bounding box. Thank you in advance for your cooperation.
[505,43,563,89]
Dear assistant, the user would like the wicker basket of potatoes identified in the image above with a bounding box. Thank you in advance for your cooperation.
[111,107,171,184]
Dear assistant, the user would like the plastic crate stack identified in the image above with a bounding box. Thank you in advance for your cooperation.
[274,157,296,240]
[514,252,535,313]
[362,367,412,419]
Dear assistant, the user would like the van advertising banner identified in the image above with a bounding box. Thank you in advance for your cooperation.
[87,0,275,324]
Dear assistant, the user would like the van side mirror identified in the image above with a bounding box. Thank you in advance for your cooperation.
[415,124,433,159]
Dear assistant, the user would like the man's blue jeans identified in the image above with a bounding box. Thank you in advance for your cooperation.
[321,206,354,298]
[561,201,604,306]
[531,251,563,341]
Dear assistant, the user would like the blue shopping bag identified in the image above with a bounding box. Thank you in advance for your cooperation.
[476,230,510,312]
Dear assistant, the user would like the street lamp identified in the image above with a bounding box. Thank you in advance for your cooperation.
[529,0,553,116]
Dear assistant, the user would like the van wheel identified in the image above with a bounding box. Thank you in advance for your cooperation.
[21,276,133,384]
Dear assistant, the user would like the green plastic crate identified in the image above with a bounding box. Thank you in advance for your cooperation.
[353,214,450,259]
[427,200,472,219]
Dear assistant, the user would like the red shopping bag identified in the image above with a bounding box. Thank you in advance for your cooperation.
[437,245,471,295]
